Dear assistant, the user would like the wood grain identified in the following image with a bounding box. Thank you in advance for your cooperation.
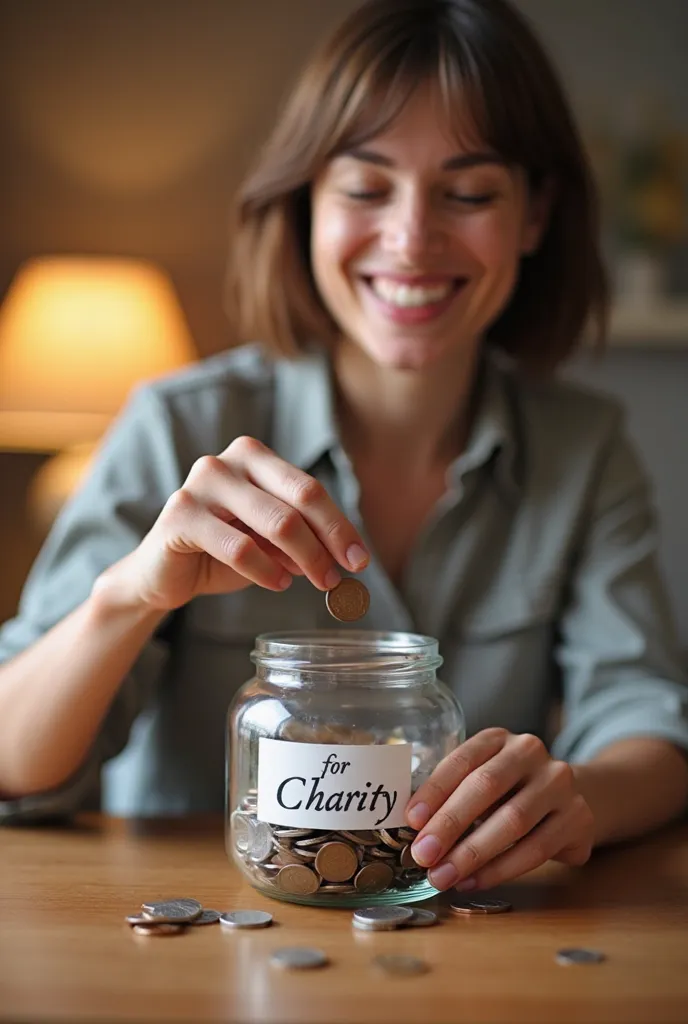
[1,815,687,1023]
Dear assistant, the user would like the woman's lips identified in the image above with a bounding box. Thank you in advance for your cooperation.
[360,276,467,325]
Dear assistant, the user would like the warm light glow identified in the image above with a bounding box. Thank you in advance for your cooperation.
[0,256,197,449]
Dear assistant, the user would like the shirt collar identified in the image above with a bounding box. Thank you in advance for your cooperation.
[272,349,339,470]
[446,350,520,497]
[272,346,520,495]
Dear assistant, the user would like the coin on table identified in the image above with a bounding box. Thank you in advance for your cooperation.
[325,577,370,622]
[219,910,274,930]
[403,908,438,928]
[353,862,395,894]
[141,898,202,922]
[556,948,606,966]
[132,922,185,937]
[189,909,221,926]
[449,897,512,915]
[353,906,415,931]
[315,841,359,883]
[270,947,329,971]
[277,864,321,896]
[372,954,430,977]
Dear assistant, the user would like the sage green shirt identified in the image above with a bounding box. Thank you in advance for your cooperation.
[1,345,687,820]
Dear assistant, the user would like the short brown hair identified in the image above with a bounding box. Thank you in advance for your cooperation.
[226,0,608,372]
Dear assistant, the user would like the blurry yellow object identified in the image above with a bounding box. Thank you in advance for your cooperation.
[0,255,197,523]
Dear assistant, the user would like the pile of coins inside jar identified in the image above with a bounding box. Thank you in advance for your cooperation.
[231,789,426,899]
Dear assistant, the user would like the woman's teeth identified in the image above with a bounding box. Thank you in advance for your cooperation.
[369,277,457,307]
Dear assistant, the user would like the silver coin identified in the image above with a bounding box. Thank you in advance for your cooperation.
[231,810,254,853]
[403,908,438,928]
[372,954,430,977]
[219,910,273,930]
[556,947,606,966]
[189,909,221,926]
[269,947,329,970]
[353,906,414,930]
[250,822,275,863]
[141,899,202,922]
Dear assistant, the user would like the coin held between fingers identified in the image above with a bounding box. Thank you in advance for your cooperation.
[326,577,370,622]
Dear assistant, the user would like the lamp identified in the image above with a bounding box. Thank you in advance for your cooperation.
[0,255,197,524]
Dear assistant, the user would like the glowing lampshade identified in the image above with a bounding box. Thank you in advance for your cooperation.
[0,256,196,451]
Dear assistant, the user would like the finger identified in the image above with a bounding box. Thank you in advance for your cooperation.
[225,437,370,573]
[162,491,292,592]
[237,525,305,576]
[185,454,338,590]
[406,728,510,834]
[425,774,557,889]
[459,803,591,891]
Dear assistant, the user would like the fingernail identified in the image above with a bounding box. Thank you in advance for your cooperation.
[454,876,478,892]
[407,802,431,830]
[429,862,459,890]
[346,543,369,570]
[278,573,293,590]
[324,568,342,589]
[411,834,442,867]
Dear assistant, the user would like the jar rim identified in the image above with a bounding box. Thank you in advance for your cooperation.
[251,629,443,679]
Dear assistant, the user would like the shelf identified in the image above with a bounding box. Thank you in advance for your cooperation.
[608,299,688,347]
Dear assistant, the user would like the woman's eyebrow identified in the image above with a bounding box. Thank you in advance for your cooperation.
[339,148,507,171]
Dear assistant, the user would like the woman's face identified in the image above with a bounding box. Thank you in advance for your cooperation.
[311,82,549,372]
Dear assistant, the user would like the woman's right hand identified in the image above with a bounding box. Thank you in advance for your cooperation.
[97,436,370,612]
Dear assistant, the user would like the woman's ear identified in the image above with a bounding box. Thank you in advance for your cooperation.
[521,176,557,256]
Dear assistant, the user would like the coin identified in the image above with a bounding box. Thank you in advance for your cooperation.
[315,842,359,883]
[141,899,202,922]
[277,864,321,896]
[189,909,221,926]
[231,810,254,853]
[403,908,438,928]
[353,906,414,931]
[449,897,512,915]
[372,954,430,977]
[270,947,329,971]
[219,910,274,930]
[556,948,606,966]
[249,822,274,863]
[353,862,395,894]
[325,577,370,622]
[132,923,184,937]
[400,845,416,869]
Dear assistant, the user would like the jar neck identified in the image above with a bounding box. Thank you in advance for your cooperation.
[251,630,443,689]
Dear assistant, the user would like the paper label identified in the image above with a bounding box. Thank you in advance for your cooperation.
[257,738,412,829]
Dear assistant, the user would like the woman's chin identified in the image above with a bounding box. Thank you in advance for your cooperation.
[362,335,452,373]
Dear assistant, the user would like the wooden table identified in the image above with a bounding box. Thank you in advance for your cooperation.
[1,815,687,1023]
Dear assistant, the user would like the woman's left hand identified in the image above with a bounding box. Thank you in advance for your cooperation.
[405,727,595,891]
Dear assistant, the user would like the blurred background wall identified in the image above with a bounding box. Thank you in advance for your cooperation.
[0,0,686,651]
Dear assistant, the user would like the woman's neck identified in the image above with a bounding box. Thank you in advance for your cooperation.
[332,338,481,474]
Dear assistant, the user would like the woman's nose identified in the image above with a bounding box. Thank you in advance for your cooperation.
[380,202,446,261]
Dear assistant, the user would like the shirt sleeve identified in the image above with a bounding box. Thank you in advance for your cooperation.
[551,408,688,764]
[0,384,183,823]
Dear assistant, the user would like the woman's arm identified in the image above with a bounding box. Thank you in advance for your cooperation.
[572,737,688,846]
[0,579,164,798]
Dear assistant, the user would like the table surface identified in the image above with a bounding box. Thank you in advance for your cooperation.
[1,815,687,1024]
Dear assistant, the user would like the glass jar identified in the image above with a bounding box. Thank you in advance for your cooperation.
[226,630,465,907]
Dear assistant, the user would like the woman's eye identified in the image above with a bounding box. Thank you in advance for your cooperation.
[447,192,497,206]
[344,190,386,201]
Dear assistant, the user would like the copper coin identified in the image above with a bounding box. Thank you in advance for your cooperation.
[325,577,370,622]
[132,923,185,937]
[315,842,359,883]
[353,862,395,893]
[449,897,512,915]
[400,844,417,869]
[277,864,321,896]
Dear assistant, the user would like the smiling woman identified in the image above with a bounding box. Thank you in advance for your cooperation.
[227,0,607,373]
[0,0,687,903]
